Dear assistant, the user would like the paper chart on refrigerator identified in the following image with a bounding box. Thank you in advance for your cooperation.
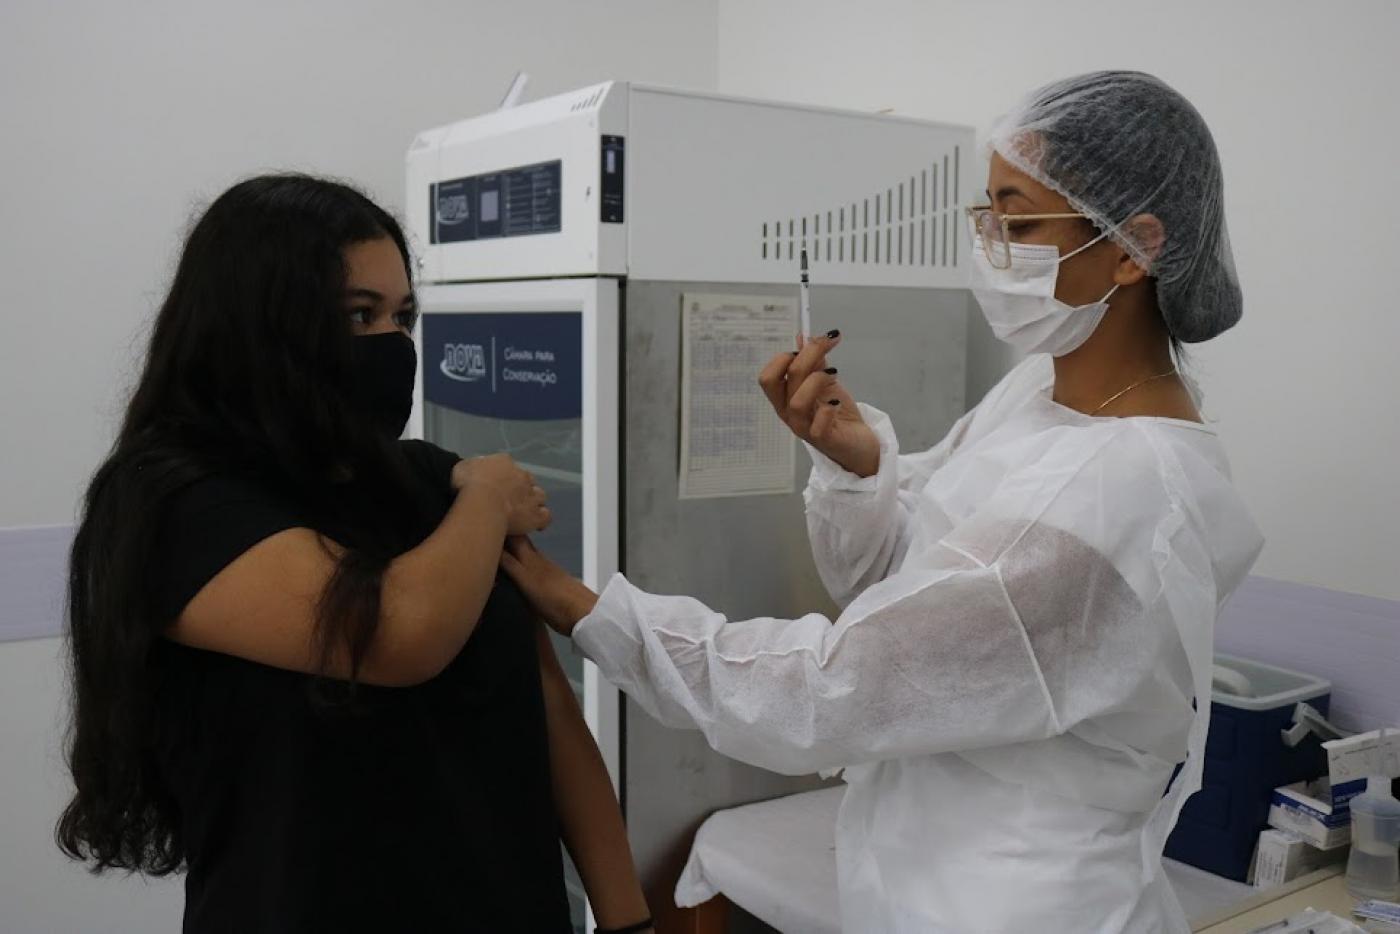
[679,293,797,499]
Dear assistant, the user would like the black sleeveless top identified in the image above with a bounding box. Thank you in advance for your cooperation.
[150,440,571,933]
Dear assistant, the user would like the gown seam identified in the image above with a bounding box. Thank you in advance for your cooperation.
[990,563,1065,736]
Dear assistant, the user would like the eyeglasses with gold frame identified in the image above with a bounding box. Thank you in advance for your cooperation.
[964,204,1088,269]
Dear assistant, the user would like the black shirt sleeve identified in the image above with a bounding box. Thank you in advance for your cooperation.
[398,439,461,497]
[152,475,306,625]
[154,443,460,626]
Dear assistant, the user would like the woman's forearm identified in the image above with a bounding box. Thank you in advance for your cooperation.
[536,625,650,929]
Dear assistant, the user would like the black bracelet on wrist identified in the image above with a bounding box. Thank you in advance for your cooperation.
[595,918,653,934]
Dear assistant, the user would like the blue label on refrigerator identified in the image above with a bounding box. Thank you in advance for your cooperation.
[423,312,581,421]
[429,160,562,244]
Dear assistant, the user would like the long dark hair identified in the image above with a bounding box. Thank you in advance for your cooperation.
[57,174,421,874]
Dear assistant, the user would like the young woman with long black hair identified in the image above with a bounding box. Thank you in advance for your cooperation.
[57,174,651,934]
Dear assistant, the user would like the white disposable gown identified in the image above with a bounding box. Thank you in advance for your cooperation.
[573,355,1264,933]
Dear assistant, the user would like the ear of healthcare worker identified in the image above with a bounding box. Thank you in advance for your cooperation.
[758,331,882,478]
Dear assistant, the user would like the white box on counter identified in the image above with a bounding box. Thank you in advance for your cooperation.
[1267,727,1400,851]
[1268,778,1353,850]
[1253,828,1344,888]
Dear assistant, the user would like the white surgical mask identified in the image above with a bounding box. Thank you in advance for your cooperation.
[969,233,1119,357]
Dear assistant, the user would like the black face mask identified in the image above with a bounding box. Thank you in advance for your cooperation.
[349,332,417,439]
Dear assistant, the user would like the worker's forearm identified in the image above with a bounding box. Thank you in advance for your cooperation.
[539,631,649,928]
[378,487,508,680]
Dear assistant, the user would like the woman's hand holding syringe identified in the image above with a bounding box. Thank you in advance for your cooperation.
[758,330,881,478]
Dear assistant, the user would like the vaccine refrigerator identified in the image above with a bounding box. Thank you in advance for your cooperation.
[405,81,976,929]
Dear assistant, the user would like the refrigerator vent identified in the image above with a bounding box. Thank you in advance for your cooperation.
[760,146,962,269]
[571,87,606,112]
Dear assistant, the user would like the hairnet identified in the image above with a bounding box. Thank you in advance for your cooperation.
[983,71,1241,343]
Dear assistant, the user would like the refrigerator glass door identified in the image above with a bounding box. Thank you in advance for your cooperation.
[411,278,620,932]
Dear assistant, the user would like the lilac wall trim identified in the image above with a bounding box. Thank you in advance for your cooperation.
[1216,575,1400,733]
[0,525,72,642]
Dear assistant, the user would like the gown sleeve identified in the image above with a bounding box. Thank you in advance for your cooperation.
[801,357,1047,606]
[802,402,976,607]
[574,424,1180,776]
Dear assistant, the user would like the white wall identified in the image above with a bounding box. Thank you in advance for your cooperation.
[717,0,1400,603]
[0,1,716,930]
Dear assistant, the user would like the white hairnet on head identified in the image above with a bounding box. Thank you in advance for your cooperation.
[984,71,1241,343]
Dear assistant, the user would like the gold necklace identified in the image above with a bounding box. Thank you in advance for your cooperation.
[1091,368,1179,416]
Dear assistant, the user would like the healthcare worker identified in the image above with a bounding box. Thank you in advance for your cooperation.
[502,71,1264,932]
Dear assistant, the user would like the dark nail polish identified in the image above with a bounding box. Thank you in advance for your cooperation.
[826,329,841,339]
[823,367,838,375]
